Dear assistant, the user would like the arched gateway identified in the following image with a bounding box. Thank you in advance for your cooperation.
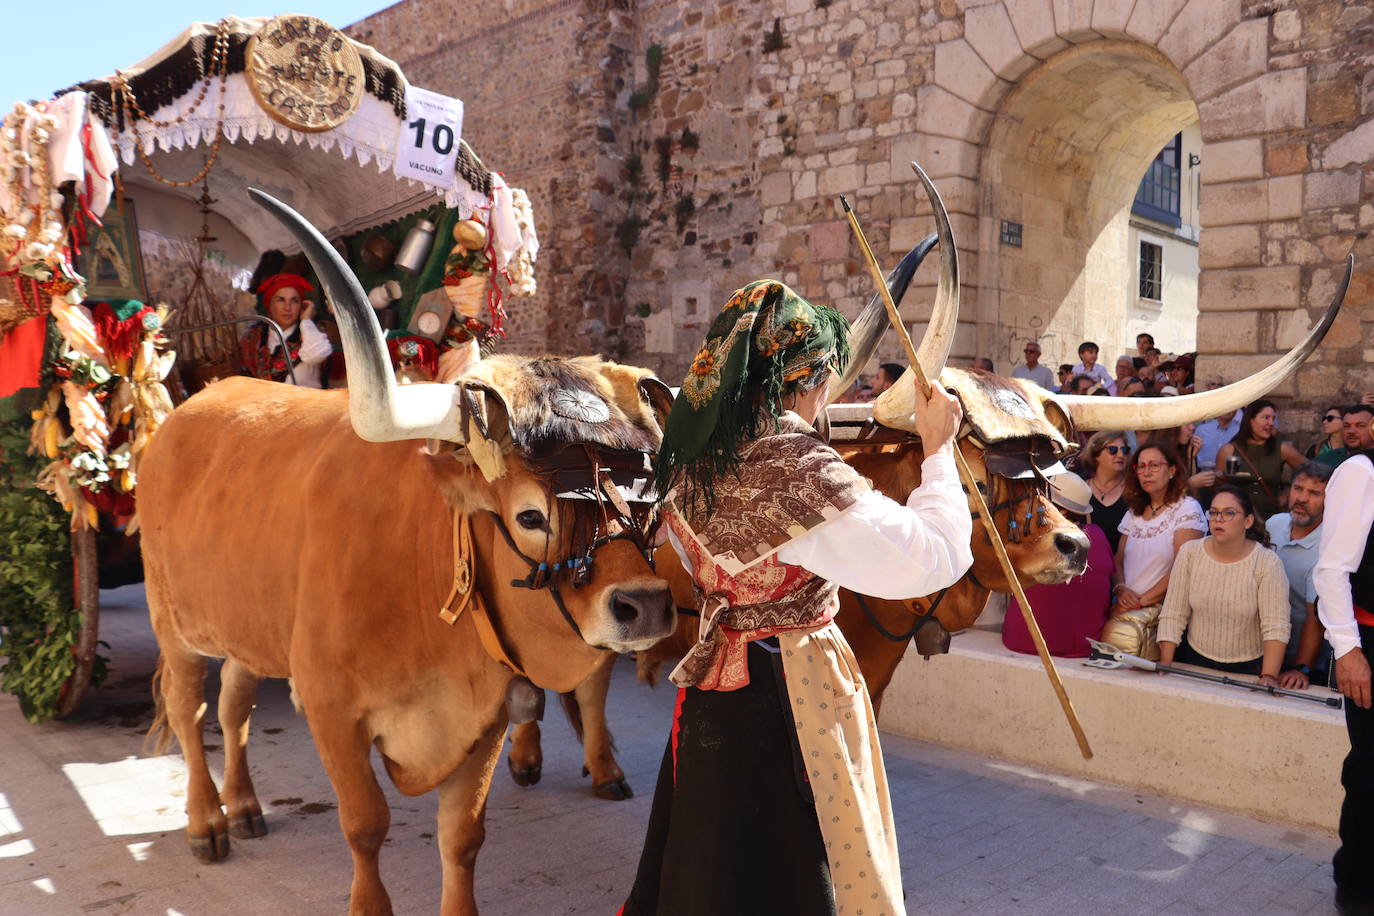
[352,0,1368,429]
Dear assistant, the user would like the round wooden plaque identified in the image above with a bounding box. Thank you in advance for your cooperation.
[245,15,365,133]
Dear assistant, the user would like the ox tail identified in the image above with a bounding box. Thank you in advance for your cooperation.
[144,654,175,756]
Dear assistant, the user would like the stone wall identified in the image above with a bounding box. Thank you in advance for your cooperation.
[348,0,1373,437]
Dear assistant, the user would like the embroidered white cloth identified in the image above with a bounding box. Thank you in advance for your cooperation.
[1118,496,1206,594]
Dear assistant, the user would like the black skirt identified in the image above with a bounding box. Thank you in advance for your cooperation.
[621,639,836,916]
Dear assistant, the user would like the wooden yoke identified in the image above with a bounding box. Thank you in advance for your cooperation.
[841,172,1093,760]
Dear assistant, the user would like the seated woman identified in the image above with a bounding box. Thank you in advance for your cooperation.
[1156,485,1290,682]
[1002,473,1114,657]
[1214,398,1304,520]
[1102,442,1207,659]
[240,273,333,388]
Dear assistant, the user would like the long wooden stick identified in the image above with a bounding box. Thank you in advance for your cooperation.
[840,194,1093,760]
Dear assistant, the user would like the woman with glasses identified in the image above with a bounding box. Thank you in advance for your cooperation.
[1080,431,1131,555]
[1156,485,1290,682]
[1306,405,1349,466]
[1215,399,1305,520]
[1142,422,1217,495]
[1101,442,1206,659]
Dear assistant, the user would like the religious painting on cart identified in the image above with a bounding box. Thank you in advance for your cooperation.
[79,198,148,301]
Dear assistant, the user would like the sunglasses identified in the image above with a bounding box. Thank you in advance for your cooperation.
[1104,445,1127,455]
[1024,348,1040,354]
[1323,414,1342,422]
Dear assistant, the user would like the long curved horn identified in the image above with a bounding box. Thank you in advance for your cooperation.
[871,161,961,429]
[829,232,938,403]
[1058,255,1354,432]
[248,189,464,443]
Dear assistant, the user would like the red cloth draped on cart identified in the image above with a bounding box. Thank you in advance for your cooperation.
[0,316,46,398]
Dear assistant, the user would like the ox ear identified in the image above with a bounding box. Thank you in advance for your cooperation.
[638,377,674,436]
[456,382,513,482]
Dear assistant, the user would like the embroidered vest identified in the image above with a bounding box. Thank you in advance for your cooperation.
[667,413,870,690]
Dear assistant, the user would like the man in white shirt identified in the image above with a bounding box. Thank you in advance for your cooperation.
[1313,443,1374,914]
[1011,341,1055,390]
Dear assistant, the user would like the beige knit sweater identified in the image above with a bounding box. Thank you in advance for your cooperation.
[1157,538,1290,663]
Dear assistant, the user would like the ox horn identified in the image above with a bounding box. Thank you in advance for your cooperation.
[1058,255,1354,432]
[248,189,465,444]
[871,161,960,431]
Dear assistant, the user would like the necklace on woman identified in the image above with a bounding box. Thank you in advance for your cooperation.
[1091,476,1122,500]
[1148,501,1166,518]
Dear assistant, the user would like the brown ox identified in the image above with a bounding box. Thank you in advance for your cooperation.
[506,370,1092,796]
[507,237,1353,790]
[137,193,675,916]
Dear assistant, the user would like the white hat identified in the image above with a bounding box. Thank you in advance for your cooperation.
[1159,385,1179,396]
[1048,473,1093,516]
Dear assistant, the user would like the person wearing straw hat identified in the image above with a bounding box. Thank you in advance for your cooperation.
[621,279,971,916]
[1002,473,1115,657]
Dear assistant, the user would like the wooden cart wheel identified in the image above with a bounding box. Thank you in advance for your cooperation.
[55,526,100,718]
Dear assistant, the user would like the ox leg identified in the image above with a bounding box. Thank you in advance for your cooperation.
[507,719,543,787]
[437,721,505,916]
[312,718,393,916]
[160,650,231,861]
[575,655,632,801]
[218,658,267,840]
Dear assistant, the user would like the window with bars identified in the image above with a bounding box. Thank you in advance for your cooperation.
[1133,133,1182,227]
[1139,241,1163,301]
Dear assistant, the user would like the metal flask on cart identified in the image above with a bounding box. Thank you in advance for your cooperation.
[395,219,436,272]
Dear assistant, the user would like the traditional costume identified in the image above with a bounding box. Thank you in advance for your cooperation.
[1313,447,1374,914]
[240,273,332,388]
[621,281,973,916]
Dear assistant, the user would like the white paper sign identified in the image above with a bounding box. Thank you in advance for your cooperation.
[394,86,465,187]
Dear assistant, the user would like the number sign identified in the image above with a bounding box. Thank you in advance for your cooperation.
[394,86,465,188]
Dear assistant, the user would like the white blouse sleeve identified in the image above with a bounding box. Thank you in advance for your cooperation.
[297,319,333,365]
[776,448,974,599]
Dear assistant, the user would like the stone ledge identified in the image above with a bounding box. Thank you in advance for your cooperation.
[878,627,1344,832]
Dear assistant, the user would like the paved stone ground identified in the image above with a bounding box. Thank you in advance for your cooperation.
[0,585,1343,915]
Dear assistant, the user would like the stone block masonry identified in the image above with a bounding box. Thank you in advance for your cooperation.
[348,0,1374,436]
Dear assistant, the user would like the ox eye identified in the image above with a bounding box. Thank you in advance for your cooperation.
[516,510,546,531]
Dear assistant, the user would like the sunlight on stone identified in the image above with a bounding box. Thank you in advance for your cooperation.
[127,841,154,862]
[62,756,190,836]
[0,792,21,835]
[1164,811,1216,858]
[32,877,55,894]
[985,761,1098,796]
[0,838,35,857]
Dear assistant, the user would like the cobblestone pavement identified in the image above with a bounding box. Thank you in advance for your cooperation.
[0,586,1341,915]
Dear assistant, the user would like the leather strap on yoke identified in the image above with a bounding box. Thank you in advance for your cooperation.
[438,509,526,678]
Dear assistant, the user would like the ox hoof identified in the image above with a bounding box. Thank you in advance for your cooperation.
[228,812,268,839]
[507,756,542,787]
[592,779,634,801]
[187,830,230,862]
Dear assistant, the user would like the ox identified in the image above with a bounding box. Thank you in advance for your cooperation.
[137,192,675,916]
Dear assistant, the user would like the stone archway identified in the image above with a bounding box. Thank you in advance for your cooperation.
[887,0,1362,417]
[976,40,1199,370]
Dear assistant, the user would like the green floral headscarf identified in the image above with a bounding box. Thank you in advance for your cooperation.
[656,279,850,509]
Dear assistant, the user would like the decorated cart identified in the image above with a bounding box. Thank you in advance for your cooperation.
[0,14,538,721]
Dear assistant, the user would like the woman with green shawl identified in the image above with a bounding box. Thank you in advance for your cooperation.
[620,280,972,916]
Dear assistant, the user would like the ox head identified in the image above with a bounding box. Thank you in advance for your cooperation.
[249,191,676,683]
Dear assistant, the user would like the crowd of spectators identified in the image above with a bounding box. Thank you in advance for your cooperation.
[997,335,1374,690]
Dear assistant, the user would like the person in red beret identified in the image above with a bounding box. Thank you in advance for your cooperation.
[240,273,333,387]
